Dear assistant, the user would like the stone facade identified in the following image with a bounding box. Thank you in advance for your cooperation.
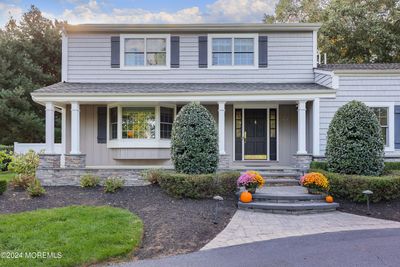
[65,154,86,168]
[218,154,231,170]
[293,154,313,171]
[38,154,61,169]
[37,168,150,186]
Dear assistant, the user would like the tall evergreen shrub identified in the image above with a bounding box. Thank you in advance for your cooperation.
[171,102,219,174]
[326,100,384,175]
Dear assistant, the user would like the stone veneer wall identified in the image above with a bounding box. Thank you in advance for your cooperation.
[293,154,313,171]
[218,154,231,170]
[37,154,150,186]
[37,168,149,186]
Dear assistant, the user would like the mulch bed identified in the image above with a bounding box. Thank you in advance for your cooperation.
[337,198,400,222]
[0,185,236,261]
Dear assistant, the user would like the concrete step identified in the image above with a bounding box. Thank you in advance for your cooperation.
[241,172,300,178]
[238,201,339,214]
[265,178,299,186]
[251,192,325,202]
[233,166,301,173]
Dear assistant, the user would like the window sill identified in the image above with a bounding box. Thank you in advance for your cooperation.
[107,139,171,149]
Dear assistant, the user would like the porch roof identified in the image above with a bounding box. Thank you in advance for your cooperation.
[32,82,333,95]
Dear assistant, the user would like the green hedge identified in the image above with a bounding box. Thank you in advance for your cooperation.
[144,169,239,199]
[311,161,400,172]
[310,168,400,202]
[0,180,7,195]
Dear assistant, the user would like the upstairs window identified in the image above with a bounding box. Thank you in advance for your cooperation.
[209,34,258,68]
[121,35,170,68]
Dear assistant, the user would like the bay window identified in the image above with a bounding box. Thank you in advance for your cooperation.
[108,105,175,147]
[209,34,258,68]
[121,34,170,68]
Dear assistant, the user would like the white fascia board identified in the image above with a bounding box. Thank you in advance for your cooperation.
[31,91,337,104]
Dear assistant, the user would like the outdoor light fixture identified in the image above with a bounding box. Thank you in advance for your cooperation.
[362,190,373,215]
[213,195,224,224]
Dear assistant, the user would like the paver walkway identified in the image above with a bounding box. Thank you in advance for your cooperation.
[202,210,400,250]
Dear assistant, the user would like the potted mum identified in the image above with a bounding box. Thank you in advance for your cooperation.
[237,171,265,194]
[300,172,329,194]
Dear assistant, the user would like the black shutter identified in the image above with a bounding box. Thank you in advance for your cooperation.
[170,36,180,68]
[395,106,400,149]
[97,107,107,144]
[111,36,120,68]
[258,36,268,68]
[198,36,208,68]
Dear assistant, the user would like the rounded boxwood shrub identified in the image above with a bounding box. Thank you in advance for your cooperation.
[326,100,384,176]
[171,102,219,174]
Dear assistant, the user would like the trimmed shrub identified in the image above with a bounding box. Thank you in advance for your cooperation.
[171,102,219,174]
[8,150,39,176]
[10,174,36,190]
[27,179,46,197]
[0,180,7,195]
[80,174,100,188]
[310,168,400,202]
[310,161,328,171]
[326,101,384,176]
[142,169,170,184]
[0,150,12,171]
[104,176,125,193]
[384,162,400,171]
[149,170,240,199]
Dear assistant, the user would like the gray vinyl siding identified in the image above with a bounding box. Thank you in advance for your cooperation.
[68,104,298,166]
[319,75,400,155]
[314,72,332,88]
[67,32,314,83]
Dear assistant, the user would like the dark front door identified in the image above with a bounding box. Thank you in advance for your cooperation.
[244,109,268,160]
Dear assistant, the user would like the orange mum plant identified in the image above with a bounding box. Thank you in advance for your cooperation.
[300,172,329,194]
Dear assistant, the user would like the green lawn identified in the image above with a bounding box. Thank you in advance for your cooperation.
[0,172,14,182]
[0,206,143,267]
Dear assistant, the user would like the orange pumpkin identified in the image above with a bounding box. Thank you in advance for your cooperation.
[127,130,133,138]
[325,195,334,203]
[240,191,252,203]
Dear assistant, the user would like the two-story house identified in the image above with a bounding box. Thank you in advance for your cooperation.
[31,23,400,185]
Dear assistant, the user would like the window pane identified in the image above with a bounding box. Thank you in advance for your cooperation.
[122,107,155,139]
[125,53,144,66]
[212,53,232,65]
[147,38,166,52]
[109,107,118,140]
[125,38,144,52]
[146,52,166,66]
[371,107,389,146]
[234,53,254,65]
[212,38,232,52]
[234,38,253,52]
[160,107,174,139]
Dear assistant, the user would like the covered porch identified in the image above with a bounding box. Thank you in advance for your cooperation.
[31,83,335,172]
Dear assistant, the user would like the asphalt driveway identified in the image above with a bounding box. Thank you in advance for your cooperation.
[117,228,400,267]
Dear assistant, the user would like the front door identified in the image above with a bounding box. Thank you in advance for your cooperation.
[244,109,268,160]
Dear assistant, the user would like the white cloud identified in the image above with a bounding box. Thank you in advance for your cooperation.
[0,3,23,26]
[60,1,203,24]
[205,0,278,22]
[1,0,279,27]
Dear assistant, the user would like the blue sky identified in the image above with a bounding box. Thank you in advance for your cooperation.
[0,0,279,26]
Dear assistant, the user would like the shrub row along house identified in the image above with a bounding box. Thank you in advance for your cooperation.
[30,23,400,185]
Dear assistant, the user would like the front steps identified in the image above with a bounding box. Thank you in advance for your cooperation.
[238,185,339,214]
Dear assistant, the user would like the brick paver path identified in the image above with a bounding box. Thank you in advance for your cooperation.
[202,210,400,250]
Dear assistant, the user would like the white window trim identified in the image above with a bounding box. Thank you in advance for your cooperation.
[120,34,171,70]
[365,102,395,152]
[106,103,176,148]
[207,33,259,69]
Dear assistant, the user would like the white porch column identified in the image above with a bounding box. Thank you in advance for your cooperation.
[70,102,80,154]
[297,100,307,154]
[45,102,55,154]
[312,98,320,156]
[218,101,226,155]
